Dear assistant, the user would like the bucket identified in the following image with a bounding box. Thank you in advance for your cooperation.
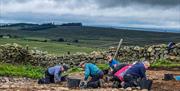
[175,76,180,81]
[67,77,81,88]
[164,74,174,80]
[139,79,153,90]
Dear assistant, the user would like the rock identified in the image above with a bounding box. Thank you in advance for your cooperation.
[134,46,141,51]
[4,77,9,83]
[169,56,176,60]
[155,47,161,51]
[132,87,138,90]
[10,85,16,88]
[132,90,138,91]
[136,86,141,90]
[3,77,9,83]
[8,77,15,82]
[120,88,124,90]
[125,87,132,91]
[141,89,148,91]
[56,87,69,91]
[109,46,116,51]
[0,84,9,88]
[147,47,153,52]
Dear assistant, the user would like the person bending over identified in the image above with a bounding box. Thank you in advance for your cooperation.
[79,61,104,88]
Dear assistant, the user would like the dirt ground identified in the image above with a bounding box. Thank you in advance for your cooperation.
[0,70,180,91]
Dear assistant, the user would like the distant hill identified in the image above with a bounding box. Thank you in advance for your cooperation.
[0,23,180,47]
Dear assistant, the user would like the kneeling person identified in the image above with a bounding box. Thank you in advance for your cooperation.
[79,62,104,88]
[112,64,132,88]
[123,61,150,88]
[38,65,69,84]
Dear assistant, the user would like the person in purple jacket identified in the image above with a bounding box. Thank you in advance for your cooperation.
[38,65,69,84]
[123,61,150,88]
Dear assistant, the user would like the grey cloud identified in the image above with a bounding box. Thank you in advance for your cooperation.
[2,0,180,8]
[95,0,180,8]
[1,0,29,4]
[0,0,179,29]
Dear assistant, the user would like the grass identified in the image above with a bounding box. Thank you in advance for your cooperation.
[23,37,51,42]
[66,64,110,73]
[0,63,83,79]
[1,25,180,47]
[97,64,109,70]
[1,60,179,79]
[0,63,44,79]
[0,38,97,56]
[151,59,180,68]
[0,63,109,79]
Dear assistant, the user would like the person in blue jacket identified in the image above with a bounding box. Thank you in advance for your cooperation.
[79,61,104,88]
[167,42,176,54]
[107,54,120,69]
[123,61,150,88]
[38,65,69,84]
[107,54,127,75]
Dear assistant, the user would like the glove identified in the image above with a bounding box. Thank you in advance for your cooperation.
[79,81,87,88]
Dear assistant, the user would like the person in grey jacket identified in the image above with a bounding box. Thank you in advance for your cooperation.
[38,65,69,84]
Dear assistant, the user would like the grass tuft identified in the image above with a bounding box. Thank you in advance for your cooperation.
[0,63,44,79]
[151,59,180,67]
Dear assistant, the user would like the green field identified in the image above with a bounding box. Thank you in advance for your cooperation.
[0,38,98,55]
[1,24,180,47]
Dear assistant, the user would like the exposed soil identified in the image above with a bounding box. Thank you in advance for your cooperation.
[0,70,180,91]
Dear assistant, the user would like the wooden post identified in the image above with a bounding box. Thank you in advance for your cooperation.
[114,39,123,59]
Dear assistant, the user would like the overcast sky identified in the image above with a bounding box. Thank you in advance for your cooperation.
[0,0,180,29]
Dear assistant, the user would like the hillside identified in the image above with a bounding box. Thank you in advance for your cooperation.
[0,23,180,47]
[0,24,180,91]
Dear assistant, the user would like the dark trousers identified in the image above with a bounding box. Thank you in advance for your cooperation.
[38,70,54,84]
[168,48,174,54]
[45,70,55,83]
[112,75,122,88]
[87,71,104,88]
[123,74,140,88]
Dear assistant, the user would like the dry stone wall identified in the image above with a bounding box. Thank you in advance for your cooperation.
[112,43,180,63]
[0,43,179,67]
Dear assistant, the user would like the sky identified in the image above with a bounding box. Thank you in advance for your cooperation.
[0,0,180,30]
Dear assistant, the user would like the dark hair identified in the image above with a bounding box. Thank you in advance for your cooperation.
[63,65,69,71]
[107,53,114,57]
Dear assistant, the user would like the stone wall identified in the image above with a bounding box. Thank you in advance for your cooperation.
[112,43,180,63]
[0,43,179,67]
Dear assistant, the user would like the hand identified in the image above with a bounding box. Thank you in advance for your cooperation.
[110,68,113,72]
[84,81,87,85]
[82,80,87,85]
[79,81,87,88]
[114,64,117,68]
